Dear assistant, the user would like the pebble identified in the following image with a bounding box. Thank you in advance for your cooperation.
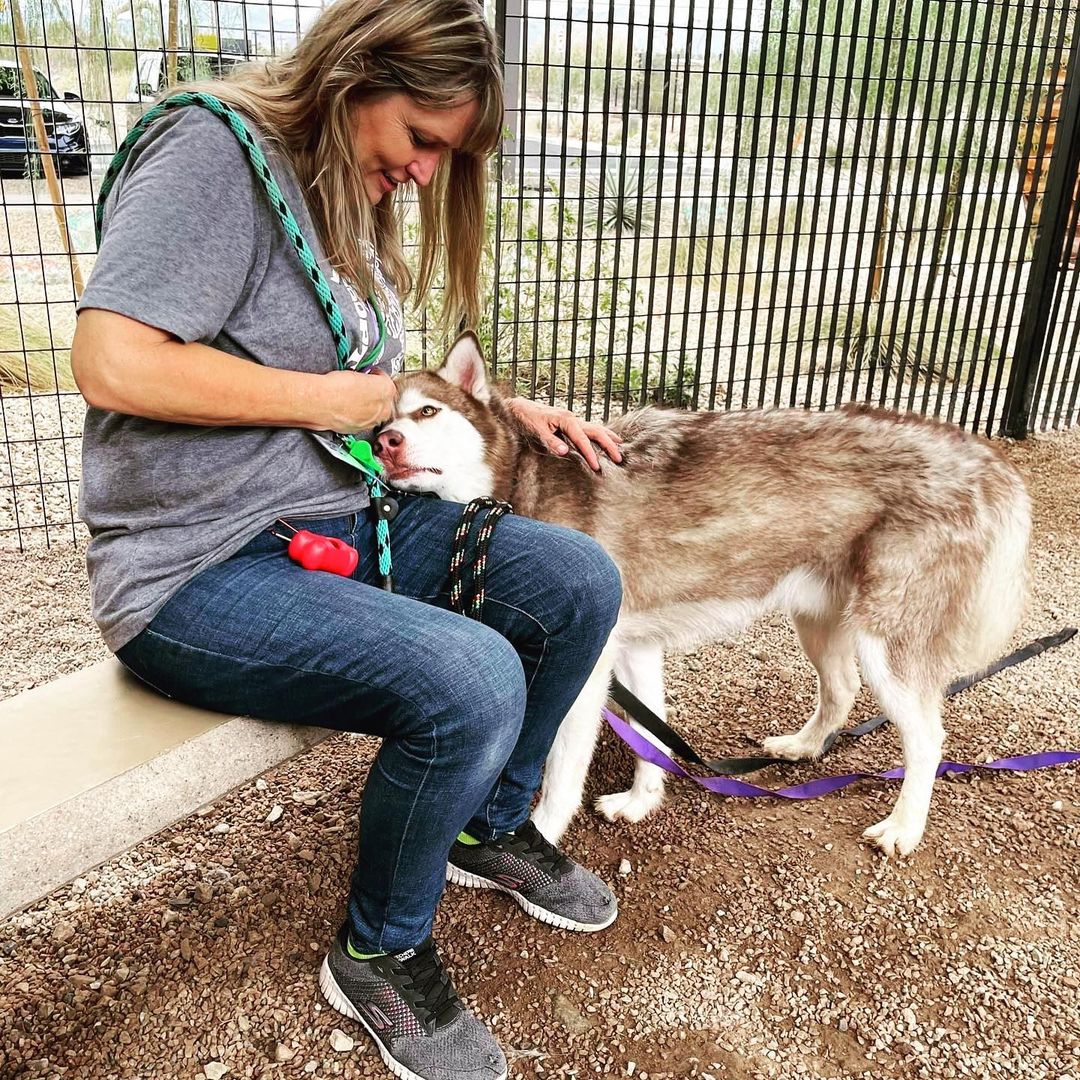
[211,823,231,835]
[329,1029,354,1053]
[203,1064,229,1080]
[266,805,284,824]
[51,921,75,944]
[660,925,676,943]
[274,1043,297,1063]
[1052,800,1064,811]
[618,859,632,876]
[255,778,268,791]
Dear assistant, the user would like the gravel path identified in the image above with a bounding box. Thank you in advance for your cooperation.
[1,427,1078,1080]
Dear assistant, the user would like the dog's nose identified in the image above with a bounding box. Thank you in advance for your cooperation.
[375,429,404,458]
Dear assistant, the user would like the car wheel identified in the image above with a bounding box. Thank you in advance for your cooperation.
[60,152,90,177]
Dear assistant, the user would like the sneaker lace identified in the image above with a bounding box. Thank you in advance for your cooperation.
[503,820,573,877]
[395,940,461,1032]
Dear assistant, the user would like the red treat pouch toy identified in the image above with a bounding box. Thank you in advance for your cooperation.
[283,529,359,576]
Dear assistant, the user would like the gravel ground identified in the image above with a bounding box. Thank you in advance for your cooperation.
[1,427,1078,1080]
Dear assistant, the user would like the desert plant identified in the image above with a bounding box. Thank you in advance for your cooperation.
[586,163,656,236]
[0,307,76,392]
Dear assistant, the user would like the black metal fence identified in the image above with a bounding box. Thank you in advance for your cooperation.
[0,0,1078,548]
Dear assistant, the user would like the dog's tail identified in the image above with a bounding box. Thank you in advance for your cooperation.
[956,459,1031,675]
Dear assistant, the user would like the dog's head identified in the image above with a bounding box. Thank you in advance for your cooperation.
[374,333,513,503]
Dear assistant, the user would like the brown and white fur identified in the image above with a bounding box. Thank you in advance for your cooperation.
[374,335,1031,856]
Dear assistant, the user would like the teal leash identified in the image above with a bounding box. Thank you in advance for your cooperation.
[96,92,395,588]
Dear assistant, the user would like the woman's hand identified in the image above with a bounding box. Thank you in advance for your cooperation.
[319,369,398,431]
[504,397,623,472]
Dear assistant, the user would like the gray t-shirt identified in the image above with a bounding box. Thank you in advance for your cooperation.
[78,106,405,651]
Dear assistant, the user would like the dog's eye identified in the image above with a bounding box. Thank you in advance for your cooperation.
[419,405,439,418]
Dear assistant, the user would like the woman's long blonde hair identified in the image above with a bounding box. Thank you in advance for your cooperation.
[170,0,503,332]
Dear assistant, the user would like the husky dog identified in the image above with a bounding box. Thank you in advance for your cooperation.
[374,335,1031,856]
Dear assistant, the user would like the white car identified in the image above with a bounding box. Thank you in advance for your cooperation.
[123,50,246,134]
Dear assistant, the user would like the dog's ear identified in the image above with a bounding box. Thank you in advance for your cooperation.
[439,332,491,403]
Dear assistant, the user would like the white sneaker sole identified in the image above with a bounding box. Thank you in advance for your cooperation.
[445,863,618,932]
[318,957,508,1080]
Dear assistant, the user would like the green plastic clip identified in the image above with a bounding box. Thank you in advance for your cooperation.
[345,436,385,474]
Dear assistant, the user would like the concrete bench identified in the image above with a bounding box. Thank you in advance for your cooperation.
[0,660,330,919]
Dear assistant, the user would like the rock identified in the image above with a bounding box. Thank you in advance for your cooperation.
[203,1064,229,1079]
[329,1029,354,1052]
[52,921,76,944]
[297,849,317,862]
[660,925,676,943]
[255,778,268,791]
[211,823,231,835]
[194,883,214,904]
[274,1043,297,1063]
[552,993,594,1034]
[618,859,632,877]
[266,805,284,824]
[1052,800,1064,811]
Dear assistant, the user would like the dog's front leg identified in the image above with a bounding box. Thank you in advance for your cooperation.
[595,642,669,825]
[531,641,618,844]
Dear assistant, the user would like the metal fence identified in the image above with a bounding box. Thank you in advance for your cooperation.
[1,0,1079,548]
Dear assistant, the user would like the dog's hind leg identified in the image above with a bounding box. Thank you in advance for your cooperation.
[857,634,945,856]
[531,642,617,844]
[762,609,860,761]
[595,643,669,826]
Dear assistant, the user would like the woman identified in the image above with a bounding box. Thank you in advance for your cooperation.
[71,3,623,1079]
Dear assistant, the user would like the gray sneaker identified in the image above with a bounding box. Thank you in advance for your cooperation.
[319,925,506,1080]
[446,820,618,932]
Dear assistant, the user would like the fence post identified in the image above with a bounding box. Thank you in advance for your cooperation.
[494,0,522,187]
[1002,40,1080,438]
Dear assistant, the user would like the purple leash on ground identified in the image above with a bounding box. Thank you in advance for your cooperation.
[604,627,1080,801]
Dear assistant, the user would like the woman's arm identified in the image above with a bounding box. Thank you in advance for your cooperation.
[72,308,397,432]
[503,396,623,472]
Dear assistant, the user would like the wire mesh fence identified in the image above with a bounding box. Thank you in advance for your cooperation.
[0,0,1078,549]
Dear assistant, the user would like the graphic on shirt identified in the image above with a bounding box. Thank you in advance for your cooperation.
[328,254,405,376]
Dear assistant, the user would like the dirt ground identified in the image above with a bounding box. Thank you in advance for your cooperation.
[0,427,1078,1080]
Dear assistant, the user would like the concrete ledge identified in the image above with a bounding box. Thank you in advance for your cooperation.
[0,660,331,919]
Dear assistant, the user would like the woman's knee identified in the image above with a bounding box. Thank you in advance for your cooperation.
[409,624,527,771]
[548,530,623,638]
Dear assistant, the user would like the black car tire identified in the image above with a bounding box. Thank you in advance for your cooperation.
[61,151,90,177]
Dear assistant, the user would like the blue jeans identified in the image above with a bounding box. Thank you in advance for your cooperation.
[117,495,622,952]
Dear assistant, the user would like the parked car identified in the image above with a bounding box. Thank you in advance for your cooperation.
[0,60,89,177]
[122,50,246,136]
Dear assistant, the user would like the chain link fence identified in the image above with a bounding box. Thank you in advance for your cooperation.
[1,0,1078,547]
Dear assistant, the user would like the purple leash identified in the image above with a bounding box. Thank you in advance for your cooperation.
[605,628,1080,800]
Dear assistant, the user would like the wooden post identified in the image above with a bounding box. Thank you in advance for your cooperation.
[167,0,180,87]
[9,0,85,299]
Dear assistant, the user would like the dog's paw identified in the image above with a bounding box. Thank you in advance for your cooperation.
[595,787,664,824]
[863,812,925,857]
[761,732,821,761]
